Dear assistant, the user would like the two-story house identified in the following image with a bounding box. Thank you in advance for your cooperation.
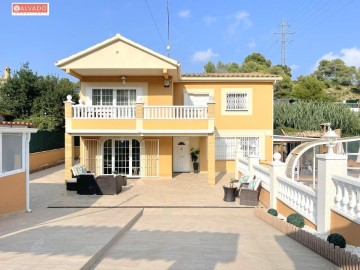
[56,34,280,184]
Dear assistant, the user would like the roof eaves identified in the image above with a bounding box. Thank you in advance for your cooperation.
[55,33,180,69]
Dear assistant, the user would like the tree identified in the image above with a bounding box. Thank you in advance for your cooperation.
[274,75,293,99]
[243,52,271,68]
[292,75,330,101]
[204,61,216,73]
[313,59,356,86]
[0,63,41,119]
[0,63,79,130]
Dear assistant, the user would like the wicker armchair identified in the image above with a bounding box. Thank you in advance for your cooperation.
[96,175,122,195]
[239,183,261,206]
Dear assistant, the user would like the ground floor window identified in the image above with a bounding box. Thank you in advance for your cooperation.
[1,133,23,174]
[215,136,259,160]
[103,139,140,176]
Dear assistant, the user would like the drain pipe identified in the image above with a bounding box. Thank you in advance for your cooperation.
[25,132,32,213]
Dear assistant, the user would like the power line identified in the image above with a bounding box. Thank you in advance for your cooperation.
[144,0,166,49]
[274,18,295,66]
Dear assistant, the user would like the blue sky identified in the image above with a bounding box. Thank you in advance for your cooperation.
[0,0,359,81]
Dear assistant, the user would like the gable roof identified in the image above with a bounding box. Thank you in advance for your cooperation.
[56,34,181,78]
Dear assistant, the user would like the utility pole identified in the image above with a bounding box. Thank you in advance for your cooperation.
[274,18,294,66]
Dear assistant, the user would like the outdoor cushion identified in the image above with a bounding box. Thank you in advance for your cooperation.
[253,178,261,190]
[78,165,87,174]
[248,178,256,189]
[240,175,249,183]
[71,166,79,176]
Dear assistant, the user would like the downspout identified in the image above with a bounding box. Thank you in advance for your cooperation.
[25,133,32,213]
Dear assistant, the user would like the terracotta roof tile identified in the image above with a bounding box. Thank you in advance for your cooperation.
[0,121,33,127]
[181,73,280,78]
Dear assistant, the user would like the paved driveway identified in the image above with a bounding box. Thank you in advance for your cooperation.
[0,165,338,269]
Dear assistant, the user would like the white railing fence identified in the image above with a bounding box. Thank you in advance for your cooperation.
[73,105,135,119]
[253,164,270,191]
[143,106,208,119]
[238,156,249,175]
[277,175,317,224]
[332,175,360,224]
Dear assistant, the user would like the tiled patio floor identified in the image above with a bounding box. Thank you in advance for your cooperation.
[0,165,339,269]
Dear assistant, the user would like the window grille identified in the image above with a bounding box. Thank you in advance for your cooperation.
[226,93,248,111]
[215,136,259,160]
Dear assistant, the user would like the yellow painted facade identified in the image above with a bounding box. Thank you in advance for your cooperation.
[0,172,26,215]
[57,34,280,182]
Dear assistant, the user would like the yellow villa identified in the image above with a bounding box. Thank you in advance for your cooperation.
[56,34,281,184]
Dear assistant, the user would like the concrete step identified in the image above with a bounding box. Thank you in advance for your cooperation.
[0,208,143,269]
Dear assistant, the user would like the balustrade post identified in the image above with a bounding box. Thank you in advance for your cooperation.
[136,97,144,131]
[248,155,259,177]
[316,153,347,234]
[64,95,75,180]
[234,145,244,179]
[269,152,286,209]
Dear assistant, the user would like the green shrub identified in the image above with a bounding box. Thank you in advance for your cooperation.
[267,208,278,217]
[286,213,305,228]
[327,233,346,248]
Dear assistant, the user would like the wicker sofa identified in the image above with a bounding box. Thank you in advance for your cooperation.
[67,165,127,195]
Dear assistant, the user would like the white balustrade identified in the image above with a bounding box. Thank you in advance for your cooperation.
[238,156,249,175]
[143,106,208,119]
[72,105,135,119]
[332,175,360,224]
[253,164,270,191]
[277,175,317,224]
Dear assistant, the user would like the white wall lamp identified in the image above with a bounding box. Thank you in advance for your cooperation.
[323,127,338,155]
[164,79,170,88]
[249,142,257,157]
[121,76,126,85]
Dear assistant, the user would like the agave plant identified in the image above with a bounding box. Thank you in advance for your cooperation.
[274,101,360,136]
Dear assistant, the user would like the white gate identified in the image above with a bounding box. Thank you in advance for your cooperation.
[140,139,159,177]
[83,139,101,175]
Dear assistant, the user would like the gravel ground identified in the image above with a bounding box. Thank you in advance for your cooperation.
[276,213,360,257]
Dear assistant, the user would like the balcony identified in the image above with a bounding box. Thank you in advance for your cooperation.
[66,104,214,135]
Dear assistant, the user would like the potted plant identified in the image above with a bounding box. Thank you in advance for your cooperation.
[190,148,200,173]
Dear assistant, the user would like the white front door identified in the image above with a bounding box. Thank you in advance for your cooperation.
[173,137,190,172]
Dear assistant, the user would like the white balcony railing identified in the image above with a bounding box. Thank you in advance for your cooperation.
[72,105,135,119]
[72,105,209,120]
[253,164,270,191]
[332,175,360,223]
[277,175,317,224]
[143,106,208,119]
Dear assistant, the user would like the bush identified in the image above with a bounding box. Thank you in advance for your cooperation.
[327,233,346,248]
[286,213,305,228]
[267,208,278,217]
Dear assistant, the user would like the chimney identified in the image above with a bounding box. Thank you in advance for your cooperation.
[4,67,10,80]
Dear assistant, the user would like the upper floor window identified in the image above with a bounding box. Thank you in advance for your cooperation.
[116,90,136,106]
[92,89,136,106]
[226,93,248,111]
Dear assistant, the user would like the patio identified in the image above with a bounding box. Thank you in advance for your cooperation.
[0,165,338,269]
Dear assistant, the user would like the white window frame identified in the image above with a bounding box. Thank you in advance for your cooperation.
[215,136,259,160]
[83,83,147,106]
[0,132,25,177]
[225,92,248,111]
[221,88,252,116]
[92,88,137,106]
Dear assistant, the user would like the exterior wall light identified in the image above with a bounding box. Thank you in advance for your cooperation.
[121,76,126,85]
[323,127,338,155]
